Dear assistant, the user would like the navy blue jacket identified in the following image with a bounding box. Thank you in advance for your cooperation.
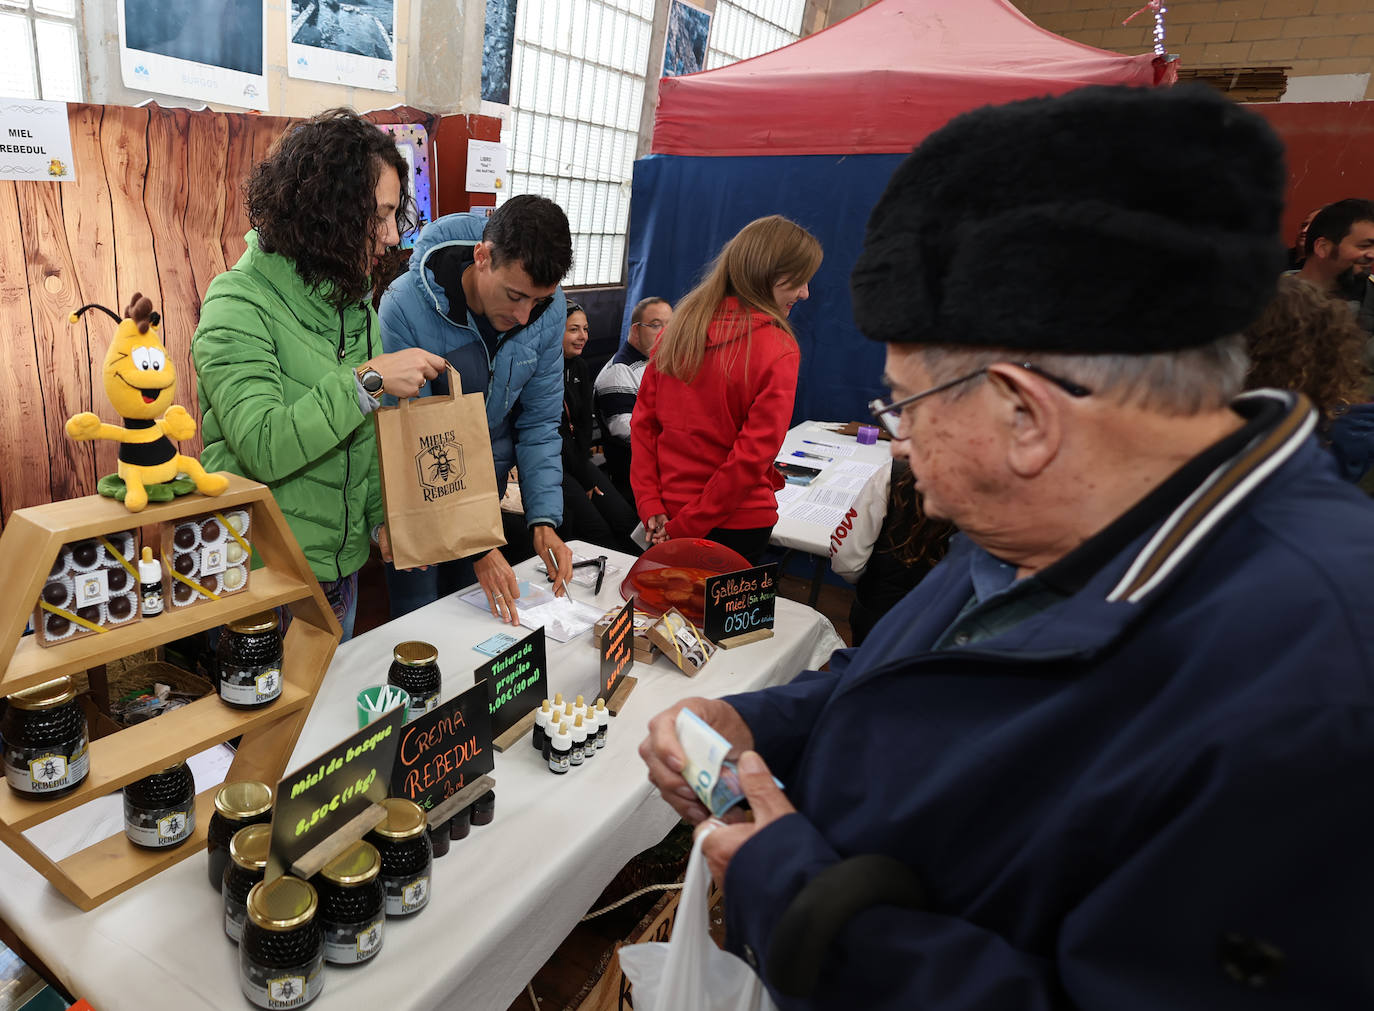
[725,393,1374,1008]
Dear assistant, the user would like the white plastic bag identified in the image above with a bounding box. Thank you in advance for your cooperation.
[619,826,779,1011]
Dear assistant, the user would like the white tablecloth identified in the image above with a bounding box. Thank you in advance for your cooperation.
[0,543,843,1011]
[771,423,893,556]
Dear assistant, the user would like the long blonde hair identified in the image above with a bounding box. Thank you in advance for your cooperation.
[653,215,822,382]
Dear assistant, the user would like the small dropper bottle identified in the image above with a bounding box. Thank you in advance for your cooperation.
[594,698,609,749]
[138,546,164,617]
[533,699,553,753]
[548,720,571,775]
[571,714,588,766]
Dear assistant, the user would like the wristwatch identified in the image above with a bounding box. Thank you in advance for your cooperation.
[356,365,384,396]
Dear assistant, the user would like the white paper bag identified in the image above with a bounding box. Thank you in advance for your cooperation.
[619,827,779,1011]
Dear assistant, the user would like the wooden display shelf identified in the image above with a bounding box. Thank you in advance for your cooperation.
[0,683,310,832]
[0,476,341,910]
[3,569,311,690]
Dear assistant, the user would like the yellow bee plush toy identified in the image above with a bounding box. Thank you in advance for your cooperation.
[66,293,229,512]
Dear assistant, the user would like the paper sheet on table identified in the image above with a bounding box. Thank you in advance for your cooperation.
[779,501,846,527]
[519,595,607,643]
[803,485,857,510]
[535,551,624,590]
[795,438,857,458]
[775,484,805,504]
[828,459,884,486]
[459,580,557,613]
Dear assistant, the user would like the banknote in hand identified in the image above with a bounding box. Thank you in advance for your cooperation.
[675,708,782,817]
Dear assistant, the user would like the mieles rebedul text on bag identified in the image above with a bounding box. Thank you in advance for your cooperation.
[619,826,779,1011]
[373,365,506,570]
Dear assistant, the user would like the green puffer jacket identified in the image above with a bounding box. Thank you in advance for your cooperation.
[192,231,383,582]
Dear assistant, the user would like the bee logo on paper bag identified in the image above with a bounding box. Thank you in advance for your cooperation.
[415,429,467,500]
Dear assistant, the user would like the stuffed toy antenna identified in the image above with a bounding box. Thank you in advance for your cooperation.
[66,293,230,512]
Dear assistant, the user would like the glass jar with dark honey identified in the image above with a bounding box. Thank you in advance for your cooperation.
[365,797,432,917]
[313,841,385,966]
[216,612,284,709]
[123,761,195,849]
[224,823,271,943]
[387,641,440,717]
[239,876,324,1010]
[2,676,89,799]
[208,781,273,890]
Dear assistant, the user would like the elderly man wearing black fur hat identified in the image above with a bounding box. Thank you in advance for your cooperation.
[641,85,1374,1009]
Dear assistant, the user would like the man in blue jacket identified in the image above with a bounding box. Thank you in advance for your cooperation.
[641,86,1374,1007]
[380,195,574,621]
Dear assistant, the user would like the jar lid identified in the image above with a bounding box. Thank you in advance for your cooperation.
[371,797,427,840]
[227,611,280,635]
[246,876,317,932]
[392,641,438,667]
[8,676,76,711]
[320,841,380,885]
[215,780,273,820]
[229,823,272,870]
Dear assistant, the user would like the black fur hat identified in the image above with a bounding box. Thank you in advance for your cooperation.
[851,85,1288,352]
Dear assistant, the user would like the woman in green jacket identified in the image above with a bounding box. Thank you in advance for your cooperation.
[193,109,445,639]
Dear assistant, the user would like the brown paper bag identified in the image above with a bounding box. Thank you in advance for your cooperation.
[374,366,506,570]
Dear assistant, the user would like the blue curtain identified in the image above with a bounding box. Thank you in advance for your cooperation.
[625,152,907,425]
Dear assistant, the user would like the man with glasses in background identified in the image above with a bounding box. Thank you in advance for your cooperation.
[640,85,1374,1008]
[380,194,575,621]
[594,295,673,508]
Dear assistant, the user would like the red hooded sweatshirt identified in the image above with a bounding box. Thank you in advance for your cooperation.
[630,298,798,538]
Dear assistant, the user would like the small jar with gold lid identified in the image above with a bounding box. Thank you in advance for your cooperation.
[387,641,440,717]
[224,823,270,943]
[239,875,324,1010]
[208,781,273,890]
[365,797,432,917]
[313,841,385,965]
[123,761,195,848]
[216,612,284,709]
[2,676,89,799]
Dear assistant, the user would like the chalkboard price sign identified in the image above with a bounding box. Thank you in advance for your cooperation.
[704,563,778,646]
[600,596,635,698]
[390,680,494,812]
[474,627,548,742]
[268,705,404,880]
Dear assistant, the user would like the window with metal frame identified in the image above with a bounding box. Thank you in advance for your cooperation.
[0,0,81,102]
[704,0,805,70]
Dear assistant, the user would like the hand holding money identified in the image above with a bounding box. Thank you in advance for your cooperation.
[676,708,785,818]
[639,696,756,824]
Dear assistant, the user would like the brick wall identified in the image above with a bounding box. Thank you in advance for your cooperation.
[1010,0,1374,99]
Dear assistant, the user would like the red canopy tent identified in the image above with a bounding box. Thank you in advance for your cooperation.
[652,0,1175,158]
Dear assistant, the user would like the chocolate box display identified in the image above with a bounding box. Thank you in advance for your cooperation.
[34,531,142,647]
[592,608,660,664]
[646,608,715,676]
[161,508,252,610]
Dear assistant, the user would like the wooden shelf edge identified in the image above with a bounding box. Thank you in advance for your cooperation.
[56,789,219,908]
[1,569,314,692]
[0,684,311,832]
[6,474,268,537]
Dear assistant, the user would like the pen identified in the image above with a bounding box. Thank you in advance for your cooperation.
[546,546,575,601]
[792,450,833,462]
[802,439,843,449]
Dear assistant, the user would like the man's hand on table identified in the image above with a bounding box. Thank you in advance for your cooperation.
[532,525,574,596]
[697,750,796,887]
[640,696,755,824]
[474,548,520,624]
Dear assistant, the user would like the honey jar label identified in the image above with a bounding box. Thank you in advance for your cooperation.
[225,904,246,943]
[323,918,383,964]
[220,666,283,706]
[241,961,323,1011]
[384,874,430,915]
[4,741,88,794]
[125,803,195,847]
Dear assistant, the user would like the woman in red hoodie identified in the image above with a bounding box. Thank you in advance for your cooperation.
[630,215,822,563]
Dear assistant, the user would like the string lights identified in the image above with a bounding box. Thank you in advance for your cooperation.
[1123,0,1168,56]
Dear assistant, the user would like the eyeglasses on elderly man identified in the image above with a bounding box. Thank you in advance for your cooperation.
[868,362,1092,438]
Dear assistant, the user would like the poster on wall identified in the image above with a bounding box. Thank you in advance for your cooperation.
[0,99,77,183]
[378,123,432,248]
[288,0,398,93]
[118,0,269,111]
[663,0,711,79]
[481,0,518,106]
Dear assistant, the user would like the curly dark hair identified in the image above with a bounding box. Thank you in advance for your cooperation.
[1244,275,1368,421]
[883,461,955,569]
[483,194,573,287]
[247,108,413,308]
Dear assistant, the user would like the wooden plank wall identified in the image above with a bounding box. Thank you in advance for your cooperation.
[0,103,435,525]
